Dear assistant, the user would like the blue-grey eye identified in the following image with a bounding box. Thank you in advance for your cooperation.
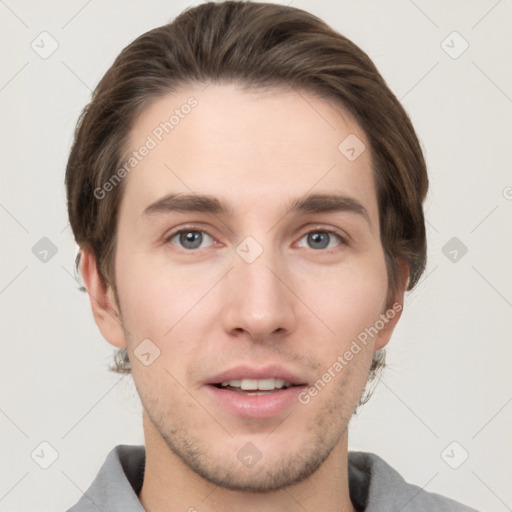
[298,231,342,250]
[170,230,214,250]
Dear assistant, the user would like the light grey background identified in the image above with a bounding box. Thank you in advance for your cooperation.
[0,1,511,511]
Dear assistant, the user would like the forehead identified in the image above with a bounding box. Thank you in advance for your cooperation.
[121,82,377,226]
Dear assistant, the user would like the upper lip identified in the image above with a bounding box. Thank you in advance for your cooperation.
[204,364,307,386]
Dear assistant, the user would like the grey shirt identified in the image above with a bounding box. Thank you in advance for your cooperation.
[66,445,478,511]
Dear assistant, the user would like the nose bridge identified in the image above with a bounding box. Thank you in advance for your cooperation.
[223,234,296,339]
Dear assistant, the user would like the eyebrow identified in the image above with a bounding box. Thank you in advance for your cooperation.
[141,192,371,226]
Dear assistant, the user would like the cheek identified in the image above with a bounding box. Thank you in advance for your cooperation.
[114,248,222,386]
[114,246,208,336]
[329,279,386,340]
[298,251,388,347]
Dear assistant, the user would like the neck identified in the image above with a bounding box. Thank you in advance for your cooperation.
[138,412,356,512]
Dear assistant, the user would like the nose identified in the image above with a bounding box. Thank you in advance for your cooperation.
[221,240,297,343]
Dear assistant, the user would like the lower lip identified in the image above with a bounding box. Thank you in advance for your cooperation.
[204,384,306,418]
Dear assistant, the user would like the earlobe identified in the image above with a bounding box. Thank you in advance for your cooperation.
[374,259,409,351]
[79,247,127,349]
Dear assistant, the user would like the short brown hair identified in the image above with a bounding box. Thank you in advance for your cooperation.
[65,1,428,397]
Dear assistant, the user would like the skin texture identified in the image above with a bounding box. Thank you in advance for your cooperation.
[81,82,408,512]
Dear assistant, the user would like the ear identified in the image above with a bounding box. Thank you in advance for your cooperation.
[374,259,409,351]
[79,246,127,349]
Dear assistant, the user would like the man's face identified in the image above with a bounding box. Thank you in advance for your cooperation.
[107,83,397,491]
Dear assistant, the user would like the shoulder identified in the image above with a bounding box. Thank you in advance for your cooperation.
[65,445,146,512]
[348,451,480,512]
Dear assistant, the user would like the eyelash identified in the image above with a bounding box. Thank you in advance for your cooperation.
[164,224,348,253]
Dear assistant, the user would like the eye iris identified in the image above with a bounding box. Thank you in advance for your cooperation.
[308,231,330,249]
[180,231,202,249]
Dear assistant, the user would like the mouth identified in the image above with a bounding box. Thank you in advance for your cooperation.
[204,366,308,418]
[211,377,300,396]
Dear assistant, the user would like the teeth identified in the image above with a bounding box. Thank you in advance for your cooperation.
[220,378,292,390]
[274,378,285,389]
[241,379,259,390]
